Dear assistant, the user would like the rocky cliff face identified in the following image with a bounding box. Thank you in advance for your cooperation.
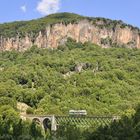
[0,19,140,51]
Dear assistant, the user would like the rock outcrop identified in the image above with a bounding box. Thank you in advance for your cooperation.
[0,19,140,51]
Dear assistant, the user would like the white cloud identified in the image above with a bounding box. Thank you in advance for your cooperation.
[36,0,60,15]
[20,5,27,13]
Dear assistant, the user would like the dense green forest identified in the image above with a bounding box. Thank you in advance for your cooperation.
[1,106,140,140]
[1,40,140,115]
[1,39,140,139]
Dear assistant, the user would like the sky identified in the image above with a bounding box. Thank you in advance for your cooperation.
[0,0,140,28]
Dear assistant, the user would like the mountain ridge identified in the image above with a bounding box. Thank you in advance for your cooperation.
[0,12,140,51]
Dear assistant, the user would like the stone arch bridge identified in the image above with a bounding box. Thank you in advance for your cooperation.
[21,115,120,131]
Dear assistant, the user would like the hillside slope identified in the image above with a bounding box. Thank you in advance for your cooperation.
[0,41,140,115]
[0,13,140,51]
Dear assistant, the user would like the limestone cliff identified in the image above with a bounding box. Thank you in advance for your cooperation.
[0,13,140,51]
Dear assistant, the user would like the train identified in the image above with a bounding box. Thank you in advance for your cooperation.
[69,110,87,116]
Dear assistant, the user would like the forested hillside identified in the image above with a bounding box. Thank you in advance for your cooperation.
[1,39,140,116]
[1,39,140,139]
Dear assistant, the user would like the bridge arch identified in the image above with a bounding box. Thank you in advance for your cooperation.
[43,118,51,130]
[32,118,41,125]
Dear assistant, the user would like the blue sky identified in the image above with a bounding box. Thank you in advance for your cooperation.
[0,0,140,28]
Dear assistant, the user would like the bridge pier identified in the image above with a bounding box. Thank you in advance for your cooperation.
[51,115,57,131]
[21,115,57,131]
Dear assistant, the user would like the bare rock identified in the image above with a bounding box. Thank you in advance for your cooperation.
[0,20,140,51]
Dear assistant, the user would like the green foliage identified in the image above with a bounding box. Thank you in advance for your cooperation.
[1,41,140,116]
[0,38,140,139]
[101,37,112,46]
[83,106,140,140]
[0,13,84,38]
[0,111,44,140]
[0,12,139,40]
[26,107,34,115]
[0,97,17,109]
[46,106,140,139]
[56,123,82,140]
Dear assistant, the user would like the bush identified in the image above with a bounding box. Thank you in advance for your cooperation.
[26,107,34,115]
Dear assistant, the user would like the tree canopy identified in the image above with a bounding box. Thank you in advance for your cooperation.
[1,40,140,116]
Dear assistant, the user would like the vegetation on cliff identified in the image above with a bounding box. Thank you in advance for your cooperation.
[0,12,139,39]
[0,13,84,38]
